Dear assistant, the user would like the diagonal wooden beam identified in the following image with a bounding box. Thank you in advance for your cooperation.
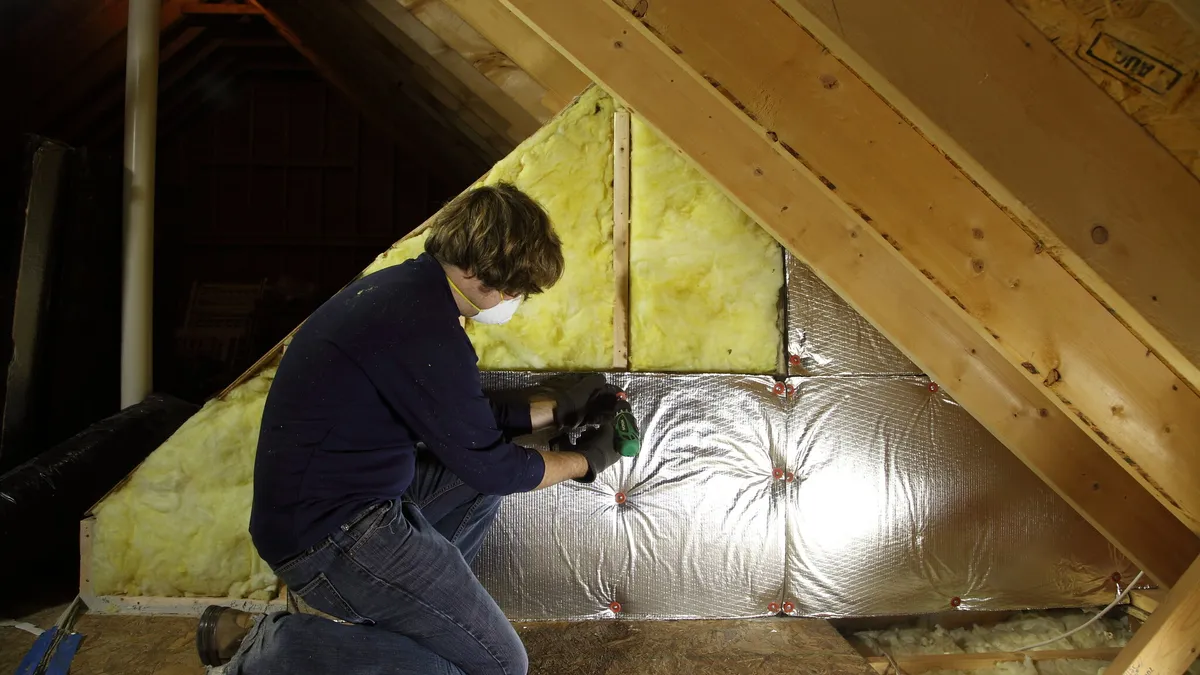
[442,0,588,111]
[350,0,538,145]
[1108,555,1200,675]
[497,0,1200,587]
[352,0,537,144]
[396,0,553,123]
[251,0,489,183]
[594,0,1200,536]
[181,2,264,15]
[778,0,1200,395]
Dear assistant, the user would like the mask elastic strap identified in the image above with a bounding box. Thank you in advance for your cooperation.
[445,275,483,312]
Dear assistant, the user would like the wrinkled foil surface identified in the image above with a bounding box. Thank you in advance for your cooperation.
[476,373,786,619]
[474,260,1134,619]
[786,253,919,376]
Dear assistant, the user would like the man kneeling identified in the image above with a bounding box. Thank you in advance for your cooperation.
[196,183,627,675]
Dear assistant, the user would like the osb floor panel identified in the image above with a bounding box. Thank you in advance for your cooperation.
[0,605,875,675]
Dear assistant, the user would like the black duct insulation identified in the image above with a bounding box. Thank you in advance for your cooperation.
[0,394,197,615]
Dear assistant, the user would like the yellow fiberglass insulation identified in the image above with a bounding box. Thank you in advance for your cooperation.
[91,368,278,599]
[361,87,614,370]
[629,116,782,373]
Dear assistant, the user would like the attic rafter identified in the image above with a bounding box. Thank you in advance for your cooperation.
[441,0,589,111]
[394,0,554,123]
[498,0,1200,587]
[347,0,538,146]
[593,0,1200,536]
[776,0,1200,394]
[250,0,490,184]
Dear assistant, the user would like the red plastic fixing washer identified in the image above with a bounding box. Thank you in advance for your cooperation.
[928,382,940,393]
[768,602,781,613]
[782,602,795,614]
[773,467,785,480]
[950,597,962,608]
[772,382,786,395]
[609,601,622,613]
[1111,572,1122,583]
[786,472,795,482]
[615,492,627,505]
[785,384,795,397]
[616,390,628,401]
[788,354,801,367]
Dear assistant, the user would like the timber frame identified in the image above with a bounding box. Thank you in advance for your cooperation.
[495,0,1200,592]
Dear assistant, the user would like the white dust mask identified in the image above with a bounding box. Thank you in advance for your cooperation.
[471,295,522,325]
[447,275,522,325]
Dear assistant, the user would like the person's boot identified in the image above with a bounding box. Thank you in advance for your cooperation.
[196,605,255,667]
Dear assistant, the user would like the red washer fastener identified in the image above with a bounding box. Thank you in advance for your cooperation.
[786,472,795,482]
[782,602,795,614]
[785,384,795,397]
[772,382,786,395]
[788,354,801,367]
[609,601,622,613]
[773,467,785,480]
[616,390,628,401]
[1111,572,1122,583]
[928,382,940,393]
[768,602,781,613]
[615,492,627,505]
[950,596,962,608]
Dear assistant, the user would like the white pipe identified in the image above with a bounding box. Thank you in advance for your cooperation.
[120,0,161,407]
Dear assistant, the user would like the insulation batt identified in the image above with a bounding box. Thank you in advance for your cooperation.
[91,368,279,599]
[364,87,615,371]
[629,116,783,372]
[856,611,1133,675]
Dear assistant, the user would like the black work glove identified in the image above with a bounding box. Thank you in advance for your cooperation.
[532,373,609,430]
[552,422,620,483]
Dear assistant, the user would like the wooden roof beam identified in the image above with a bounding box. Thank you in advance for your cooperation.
[498,0,1200,587]
[180,2,264,15]
[777,0,1200,395]
[442,0,589,111]
[395,0,553,123]
[351,0,541,144]
[251,0,490,184]
[1108,554,1200,675]
[595,0,1200,535]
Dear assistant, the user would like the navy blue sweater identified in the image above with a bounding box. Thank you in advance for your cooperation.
[249,253,546,565]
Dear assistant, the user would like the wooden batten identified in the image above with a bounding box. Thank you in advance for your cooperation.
[498,0,1200,588]
[1108,555,1200,675]
[612,108,631,369]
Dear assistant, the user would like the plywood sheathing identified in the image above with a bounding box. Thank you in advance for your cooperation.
[1010,0,1200,178]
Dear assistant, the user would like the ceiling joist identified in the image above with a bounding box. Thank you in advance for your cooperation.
[496,0,1200,587]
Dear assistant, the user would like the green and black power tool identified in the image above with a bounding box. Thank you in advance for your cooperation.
[612,390,641,458]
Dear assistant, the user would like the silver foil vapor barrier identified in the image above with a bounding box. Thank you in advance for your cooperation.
[476,371,1133,620]
[785,253,920,377]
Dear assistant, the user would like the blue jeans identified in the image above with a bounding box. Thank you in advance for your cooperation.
[227,454,526,675]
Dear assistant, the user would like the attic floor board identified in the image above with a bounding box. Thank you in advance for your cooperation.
[0,605,875,675]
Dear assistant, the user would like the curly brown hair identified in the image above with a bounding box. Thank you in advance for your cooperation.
[424,183,564,296]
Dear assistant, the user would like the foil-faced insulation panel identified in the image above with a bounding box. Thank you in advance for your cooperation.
[476,372,1131,620]
[786,253,920,377]
[476,372,786,619]
[783,376,1134,617]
